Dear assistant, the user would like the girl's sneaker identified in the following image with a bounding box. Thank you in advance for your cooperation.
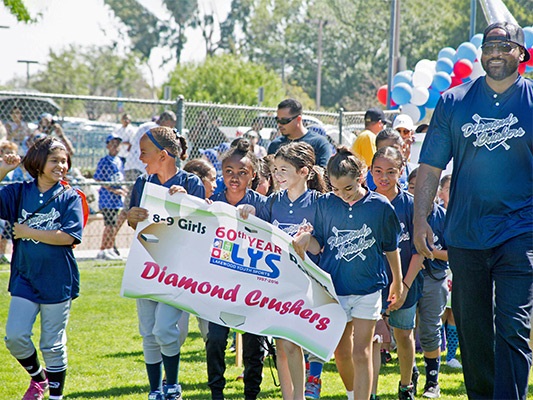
[305,376,321,399]
[163,383,182,400]
[446,358,462,369]
[22,379,49,400]
[148,391,164,400]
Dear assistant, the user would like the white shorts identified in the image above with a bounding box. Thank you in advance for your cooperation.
[338,291,382,321]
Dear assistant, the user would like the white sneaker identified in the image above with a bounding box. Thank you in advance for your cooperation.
[446,358,462,369]
[97,249,121,260]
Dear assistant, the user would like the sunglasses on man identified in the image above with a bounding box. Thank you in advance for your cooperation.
[481,42,518,55]
[276,114,300,125]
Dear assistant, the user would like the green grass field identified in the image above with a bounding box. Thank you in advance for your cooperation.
[0,261,531,399]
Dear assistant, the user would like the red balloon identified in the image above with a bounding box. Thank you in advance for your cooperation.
[453,59,473,79]
[518,62,526,75]
[377,85,388,105]
[450,74,463,88]
[526,48,533,67]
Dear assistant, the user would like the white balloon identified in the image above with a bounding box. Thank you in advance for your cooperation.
[412,68,433,88]
[401,103,421,124]
[415,59,433,72]
[411,86,430,106]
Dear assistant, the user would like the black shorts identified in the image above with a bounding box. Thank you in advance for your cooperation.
[101,208,121,226]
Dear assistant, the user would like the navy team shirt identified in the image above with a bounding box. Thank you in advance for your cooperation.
[420,76,532,249]
[313,190,401,296]
[265,189,321,264]
[267,131,332,167]
[210,188,269,221]
[0,181,83,304]
[130,170,206,208]
[422,203,448,277]
[383,190,423,310]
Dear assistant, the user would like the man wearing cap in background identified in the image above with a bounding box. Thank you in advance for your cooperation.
[351,107,391,167]
[113,113,136,167]
[413,21,532,399]
[392,114,415,163]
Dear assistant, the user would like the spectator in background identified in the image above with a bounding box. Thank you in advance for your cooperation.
[392,114,415,163]
[0,120,7,140]
[243,129,267,159]
[351,107,391,168]
[33,113,75,155]
[114,113,136,166]
[4,106,30,151]
[268,99,332,167]
[94,134,126,261]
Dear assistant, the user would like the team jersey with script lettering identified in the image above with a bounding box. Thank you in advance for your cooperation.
[0,181,83,304]
[383,190,423,310]
[130,170,206,208]
[265,189,321,264]
[420,76,532,249]
[210,188,269,221]
[313,190,401,296]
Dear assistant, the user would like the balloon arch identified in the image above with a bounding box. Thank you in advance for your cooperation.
[377,26,533,123]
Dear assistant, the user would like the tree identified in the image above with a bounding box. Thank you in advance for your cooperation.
[30,45,151,117]
[166,53,285,106]
[2,0,31,22]
[104,0,199,64]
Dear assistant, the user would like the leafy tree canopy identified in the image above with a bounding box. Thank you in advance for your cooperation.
[166,54,285,106]
[2,0,31,22]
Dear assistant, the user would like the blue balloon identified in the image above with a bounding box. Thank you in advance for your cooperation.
[524,27,533,49]
[456,42,478,63]
[425,88,441,109]
[470,33,483,48]
[393,70,413,86]
[462,77,472,83]
[432,72,452,92]
[436,58,454,74]
[438,47,455,61]
[526,65,533,73]
[418,105,426,121]
[391,82,413,105]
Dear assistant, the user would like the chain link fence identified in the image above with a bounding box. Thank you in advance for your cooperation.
[0,90,398,258]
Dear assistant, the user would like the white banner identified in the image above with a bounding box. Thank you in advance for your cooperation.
[121,183,346,360]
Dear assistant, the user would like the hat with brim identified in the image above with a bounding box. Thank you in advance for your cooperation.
[482,21,530,63]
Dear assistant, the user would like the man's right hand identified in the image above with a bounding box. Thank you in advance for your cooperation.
[413,218,435,260]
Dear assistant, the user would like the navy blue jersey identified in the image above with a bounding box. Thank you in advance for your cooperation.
[0,181,83,304]
[313,190,401,296]
[267,131,332,167]
[266,189,321,264]
[130,170,206,208]
[422,203,448,276]
[94,154,125,209]
[420,76,533,249]
[383,190,423,309]
[210,188,269,221]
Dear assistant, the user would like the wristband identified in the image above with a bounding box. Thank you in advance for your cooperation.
[402,281,411,290]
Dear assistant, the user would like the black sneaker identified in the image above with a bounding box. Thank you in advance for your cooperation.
[398,382,415,400]
[422,381,441,398]
[411,367,420,395]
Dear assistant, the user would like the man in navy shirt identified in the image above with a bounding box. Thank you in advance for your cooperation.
[413,22,532,399]
[267,99,332,167]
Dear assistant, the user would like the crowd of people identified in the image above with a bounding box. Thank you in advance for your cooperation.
[0,21,531,400]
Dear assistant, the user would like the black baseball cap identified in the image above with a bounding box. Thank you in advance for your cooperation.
[482,21,530,63]
[364,107,391,124]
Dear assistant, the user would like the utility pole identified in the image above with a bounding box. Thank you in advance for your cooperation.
[316,19,326,110]
[387,0,400,109]
[17,60,39,87]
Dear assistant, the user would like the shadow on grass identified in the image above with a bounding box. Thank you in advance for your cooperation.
[104,350,144,359]
[68,384,147,398]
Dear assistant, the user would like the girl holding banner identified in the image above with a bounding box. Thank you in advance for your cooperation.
[293,146,405,400]
[127,126,205,400]
[266,142,327,400]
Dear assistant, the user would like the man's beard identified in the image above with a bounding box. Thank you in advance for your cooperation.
[481,56,519,81]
